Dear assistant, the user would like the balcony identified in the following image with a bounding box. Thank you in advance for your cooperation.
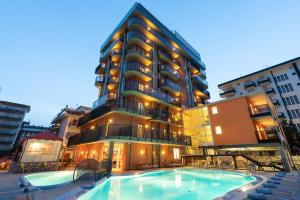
[125,62,152,82]
[126,46,152,66]
[95,63,106,74]
[160,78,180,96]
[187,60,206,76]
[278,112,285,118]
[95,76,104,87]
[265,87,275,95]
[93,93,117,108]
[148,109,182,126]
[244,81,256,90]
[111,49,122,62]
[107,77,119,91]
[219,88,236,98]
[159,64,181,82]
[249,104,272,118]
[193,85,210,100]
[255,128,280,143]
[257,76,271,86]
[127,17,181,58]
[123,81,181,110]
[110,62,120,75]
[272,99,280,106]
[68,123,191,146]
[192,75,208,89]
[126,31,152,51]
[158,50,181,70]
[101,36,123,61]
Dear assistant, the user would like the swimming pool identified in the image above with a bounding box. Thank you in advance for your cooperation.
[78,169,256,200]
[24,171,74,188]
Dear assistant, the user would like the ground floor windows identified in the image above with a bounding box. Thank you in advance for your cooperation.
[173,148,180,159]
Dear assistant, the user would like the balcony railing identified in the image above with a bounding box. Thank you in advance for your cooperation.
[126,62,152,76]
[265,87,275,94]
[111,48,122,56]
[124,81,180,107]
[249,104,271,118]
[244,81,256,89]
[187,60,206,73]
[127,45,152,60]
[95,76,104,86]
[192,75,208,89]
[68,123,191,146]
[161,78,180,91]
[158,50,181,67]
[95,63,106,74]
[255,128,279,143]
[127,31,153,46]
[220,88,236,97]
[159,64,181,79]
[272,99,280,106]
[257,76,271,85]
[147,109,182,125]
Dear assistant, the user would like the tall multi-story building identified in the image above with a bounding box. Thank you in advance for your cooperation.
[218,57,300,131]
[183,92,293,171]
[68,3,209,172]
[0,101,30,155]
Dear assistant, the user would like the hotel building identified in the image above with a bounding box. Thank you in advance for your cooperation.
[68,3,209,171]
[218,57,300,131]
[183,92,293,171]
[0,101,30,155]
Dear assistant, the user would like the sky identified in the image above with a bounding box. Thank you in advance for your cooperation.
[1,0,300,126]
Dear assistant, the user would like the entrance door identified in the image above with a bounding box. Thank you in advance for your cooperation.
[112,144,124,172]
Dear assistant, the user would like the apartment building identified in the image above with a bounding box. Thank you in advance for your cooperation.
[218,57,300,131]
[68,3,209,171]
[183,92,293,171]
[0,101,30,155]
[52,106,91,147]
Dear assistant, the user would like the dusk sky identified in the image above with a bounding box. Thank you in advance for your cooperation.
[1,0,300,126]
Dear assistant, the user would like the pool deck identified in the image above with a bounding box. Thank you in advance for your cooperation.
[0,168,275,200]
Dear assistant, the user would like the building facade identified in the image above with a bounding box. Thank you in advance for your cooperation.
[0,101,30,155]
[183,92,293,171]
[218,57,300,131]
[14,121,52,147]
[68,3,209,172]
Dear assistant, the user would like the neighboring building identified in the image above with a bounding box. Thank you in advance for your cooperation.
[14,121,52,147]
[51,106,91,147]
[0,101,30,155]
[183,92,293,171]
[218,57,300,131]
[68,3,209,172]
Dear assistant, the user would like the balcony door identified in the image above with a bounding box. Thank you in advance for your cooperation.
[137,124,144,138]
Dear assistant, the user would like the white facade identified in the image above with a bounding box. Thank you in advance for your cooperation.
[218,57,300,131]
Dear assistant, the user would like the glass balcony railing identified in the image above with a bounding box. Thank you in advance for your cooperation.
[111,48,122,56]
[95,76,104,86]
[265,87,275,94]
[124,81,180,107]
[159,64,180,79]
[255,127,279,143]
[126,62,152,76]
[127,45,152,60]
[257,76,271,85]
[128,17,181,56]
[68,123,191,146]
[158,50,181,67]
[244,81,256,89]
[127,31,153,46]
[161,78,180,91]
[192,75,208,89]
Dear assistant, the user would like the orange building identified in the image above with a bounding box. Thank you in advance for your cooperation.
[183,92,293,171]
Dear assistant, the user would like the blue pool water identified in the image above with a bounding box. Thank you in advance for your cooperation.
[24,171,74,188]
[78,169,255,200]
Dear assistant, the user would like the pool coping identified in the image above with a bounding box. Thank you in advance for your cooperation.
[20,171,74,190]
[74,168,266,200]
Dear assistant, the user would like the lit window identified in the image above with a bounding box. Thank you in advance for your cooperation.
[212,106,218,114]
[215,126,222,135]
[173,148,180,159]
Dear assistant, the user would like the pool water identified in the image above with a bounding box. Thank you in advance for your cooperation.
[24,171,74,188]
[78,169,255,200]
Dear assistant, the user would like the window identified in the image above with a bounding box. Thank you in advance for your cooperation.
[286,97,291,105]
[284,74,289,80]
[296,109,300,118]
[288,83,294,91]
[288,111,293,119]
[290,96,295,105]
[281,85,286,93]
[283,98,287,105]
[291,110,297,119]
[215,126,222,135]
[211,106,218,114]
[173,148,180,159]
[294,96,299,104]
[285,84,290,92]
[297,124,300,132]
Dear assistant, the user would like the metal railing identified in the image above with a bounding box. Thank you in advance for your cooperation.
[257,76,271,85]
[244,81,256,88]
[158,50,181,67]
[159,64,180,78]
[255,128,279,143]
[192,75,208,89]
[249,104,271,117]
[161,78,180,91]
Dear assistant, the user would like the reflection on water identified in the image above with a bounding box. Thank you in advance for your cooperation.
[79,170,255,200]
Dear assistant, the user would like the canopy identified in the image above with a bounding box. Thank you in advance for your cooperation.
[25,132,63,141]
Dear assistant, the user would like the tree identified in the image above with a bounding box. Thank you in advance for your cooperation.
[281,119,300,155]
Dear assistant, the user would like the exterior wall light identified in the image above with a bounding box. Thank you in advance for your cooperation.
[108,119,113,124]
[161,150,166,155]
[140,150,144,155]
